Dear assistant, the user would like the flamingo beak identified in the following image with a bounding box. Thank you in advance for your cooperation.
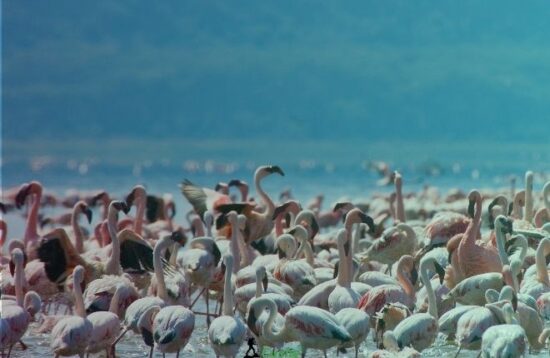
[15,184,31,209]
[125,190,136,208]
[262,273,269,292]
[310,218,319,238]
[171,231,187,246]
[333,261,339,279]
[278,249,286,259]
[246,308,258,335]
[113,201,130,214]
[9,259,15,276]
[410,265,419,285]
[467,199,475,219]
[360,213,376,234]
[0,202,6,214]
[84,207,93,224]
[434,262,445,285]
[267,166,285,176]
[212,242,221,267]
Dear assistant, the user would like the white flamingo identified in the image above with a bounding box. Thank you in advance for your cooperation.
[208,254,246,358]
[335,307,370,358]
[328,229,361,313]
[480,303,527,358]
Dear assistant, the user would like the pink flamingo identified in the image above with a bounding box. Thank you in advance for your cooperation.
[50,265,92,358]
[446,190,503,288]
[125,185,147,236]
[217,165,285,244]
[86,284,124,357]
[247,296,352,357]
[1,249,41,358]
[15,181,45,260]
[357,255,417,316]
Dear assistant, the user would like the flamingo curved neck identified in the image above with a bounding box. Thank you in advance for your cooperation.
[14,261,24,307]
[73,276,86,318]
[396,262,414,298]
[106,207,121,275]
[24,190,41,244]
[262,300,285,343]
[230,220,241,273]
[222,258,234,316]
[72,206,84,254]
[395,176,405,222]
[420,258,438,319]
[300,240,315,268]
[525,172,534,223]
[336,232,350,287]
[108,287,122,315]
[255,172,275,218]
[134,195,146,236]
[494,221,510,266]
[255,270,263,298]
[535,239,550,286]
[352,223,363,258]
[0,221,6,250]
[153,237,170,301]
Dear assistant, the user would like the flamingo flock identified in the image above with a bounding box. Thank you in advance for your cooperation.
[1,166,550,358]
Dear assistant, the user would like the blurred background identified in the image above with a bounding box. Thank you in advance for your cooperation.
[3,1,550,201]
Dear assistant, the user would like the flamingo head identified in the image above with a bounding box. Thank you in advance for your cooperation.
[125,185,146,208]
[112,200,130,215]
[495,215,513,235]
[77,201,93,224]
[170,230,187,246]
[90,191,109,206]
[214,182,229,194]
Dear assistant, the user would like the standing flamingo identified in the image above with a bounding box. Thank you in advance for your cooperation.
[328,229,361,313]
[86,284,124,357]
[247,296,352,357]
[217,165,285,244]
[15,181,45,260]
[335,308,370,358]
[208,254,246,357]
[50,265,93,357]
[1,249,41,358]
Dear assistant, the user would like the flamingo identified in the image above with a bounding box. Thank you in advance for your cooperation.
[152,303,195,357]
[228,179,249,202]
[247,296,352,357]
[381,253,439,353]
[328,229,361,313]
[273,233,316,299]
[480,303,527,358]
[357,255,417,316]
[0,249,41,358]
[135,305,161,358]
[50,265,93,357]
[15,181,45,260]
[124,185,148,236]
[362,223,417,271]
[216,165,285,244]
[416,254,449,317]
[520,237,550,299]
[534,181,550,228]
[86,284,124,357]
[234,265,293,316]
[208,254,246,357]
[335,308,370,358]
[148,232,191,306]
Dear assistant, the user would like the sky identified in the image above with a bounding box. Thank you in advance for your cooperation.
[3,1,550,144]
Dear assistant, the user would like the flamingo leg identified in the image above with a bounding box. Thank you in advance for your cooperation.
[355,345,359,358]
[454,346,462,358]
[6,345,12,358]
[176,350,180,358]
[190,287,206,309]
[18,340,27,350]
[206,289,211,327]
[476,351,481,358]
[148,346,153,358]
[112,326,129,346]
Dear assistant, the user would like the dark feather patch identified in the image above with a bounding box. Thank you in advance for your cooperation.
[157,329,176,344]
[146,195,162,223]
[37,237,68,284]
[120,240,154,272]
[141,328,154,347]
